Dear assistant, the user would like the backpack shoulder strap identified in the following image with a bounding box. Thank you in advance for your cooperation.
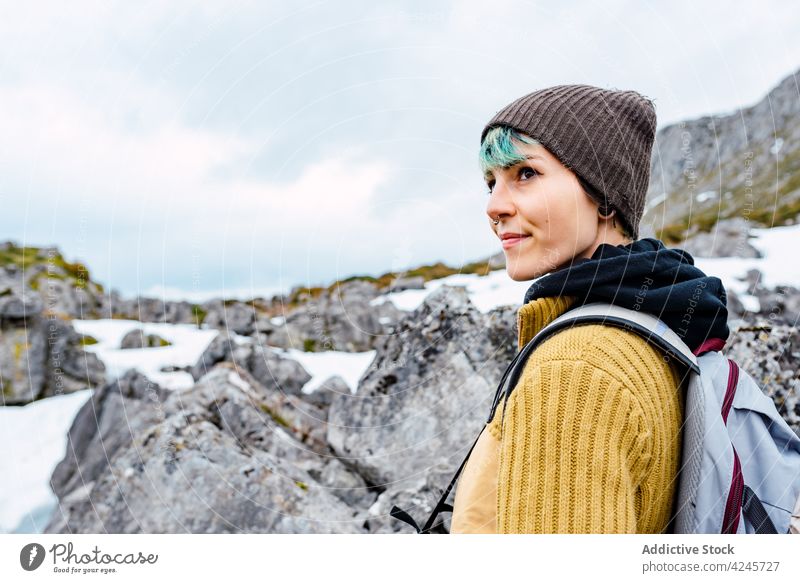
[539,301,700,373]
[492,301,700,424]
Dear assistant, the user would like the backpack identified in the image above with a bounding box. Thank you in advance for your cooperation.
[391,301,800,534]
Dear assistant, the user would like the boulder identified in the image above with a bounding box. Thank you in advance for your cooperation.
[119,329,172,349]
[45,365,370,533]
[326,285,514,488]
[1,304,105,405]
[678,218,762,258]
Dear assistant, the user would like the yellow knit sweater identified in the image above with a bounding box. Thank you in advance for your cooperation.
[450,295,684,533]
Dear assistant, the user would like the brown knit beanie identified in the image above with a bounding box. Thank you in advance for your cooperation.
[480,84,657,240]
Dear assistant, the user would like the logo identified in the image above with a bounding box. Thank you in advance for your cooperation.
[20,543,46,571]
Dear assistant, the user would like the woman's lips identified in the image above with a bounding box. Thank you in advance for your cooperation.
[501,235,531,249]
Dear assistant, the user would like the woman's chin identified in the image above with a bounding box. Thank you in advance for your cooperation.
[505,261,543,281]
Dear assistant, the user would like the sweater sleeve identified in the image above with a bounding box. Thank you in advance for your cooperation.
[494,358,653,533]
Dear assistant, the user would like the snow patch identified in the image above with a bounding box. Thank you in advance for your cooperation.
[695,190,718,203]
[0,390,93,533]
[72,319,219,390]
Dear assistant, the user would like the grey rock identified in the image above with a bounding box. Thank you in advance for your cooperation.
[266,280,404,352]
[119,329,172,349]
[641,68,800,239]
[46,365,366,533]
[677,218,762,258]
[189,332,237,381]
[0,316,47,403]
[201,300,256,335]
[0,291,43,320]
[1,313,105,405]
[245,344,311,395]
[326,285,513,488]
[364,464,455,533]
[49,369,167,500]
[301,374,350,408]
[189,333,312,396]
[725,321,800,435]
[41,317,106,399]
[300,457,376,509]
[105,294,197,325]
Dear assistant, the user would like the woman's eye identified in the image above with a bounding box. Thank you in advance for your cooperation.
[485,180,495,195]
[519,167,538,180]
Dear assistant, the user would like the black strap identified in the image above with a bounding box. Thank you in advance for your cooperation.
[390,423,486,533]
[389,505,423,533]
[742,485,778,534]
[487,343,527,424]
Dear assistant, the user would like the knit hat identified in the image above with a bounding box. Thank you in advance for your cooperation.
[480,84,657,240]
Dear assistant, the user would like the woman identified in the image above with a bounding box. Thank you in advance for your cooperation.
[449,85,730,534]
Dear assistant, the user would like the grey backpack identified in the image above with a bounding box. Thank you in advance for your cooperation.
[527,302,800,534]
[391,301,800,534]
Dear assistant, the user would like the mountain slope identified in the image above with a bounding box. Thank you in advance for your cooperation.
[641,67,800,242]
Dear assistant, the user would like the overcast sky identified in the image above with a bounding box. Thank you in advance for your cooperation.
[2,0,799,300]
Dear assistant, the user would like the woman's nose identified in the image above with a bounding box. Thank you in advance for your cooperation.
[486,180,516,222]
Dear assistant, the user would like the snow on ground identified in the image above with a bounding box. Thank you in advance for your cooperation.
[72,319,220,389]
[277,348,376,395]
[0,389,92,533]
[694,224,800,313]
[372,269,532,313]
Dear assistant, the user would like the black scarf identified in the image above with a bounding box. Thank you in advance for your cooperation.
[523,238,730,353]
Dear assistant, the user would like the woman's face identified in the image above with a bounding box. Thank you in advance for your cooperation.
[485,140,609,281]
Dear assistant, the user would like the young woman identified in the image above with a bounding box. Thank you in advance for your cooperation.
[449,85,730,534]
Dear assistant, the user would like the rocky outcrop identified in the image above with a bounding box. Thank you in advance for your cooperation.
[0,241,106,320]
[245,344,312,395]
[103,292,198,325]
[201,299,258,335]
[105,281,407,354]
[1,291,105,405]
[677,218,763,258]
[640,67,800,240]
[49,369,168,502]
[42,318,106,399]
[46,365,370,533]
[261,280,405,352]
[0,242,107,404]
[387,276,425,292]
[326,285,516,489]
[188,332,312,395]
[725,268,800,325]
[302,375,350,408]
[45,285,517,533]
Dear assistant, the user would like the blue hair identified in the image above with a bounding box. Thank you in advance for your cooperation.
[479,125,539,180]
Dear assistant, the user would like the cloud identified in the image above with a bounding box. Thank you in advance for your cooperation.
[1,0,799,296]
